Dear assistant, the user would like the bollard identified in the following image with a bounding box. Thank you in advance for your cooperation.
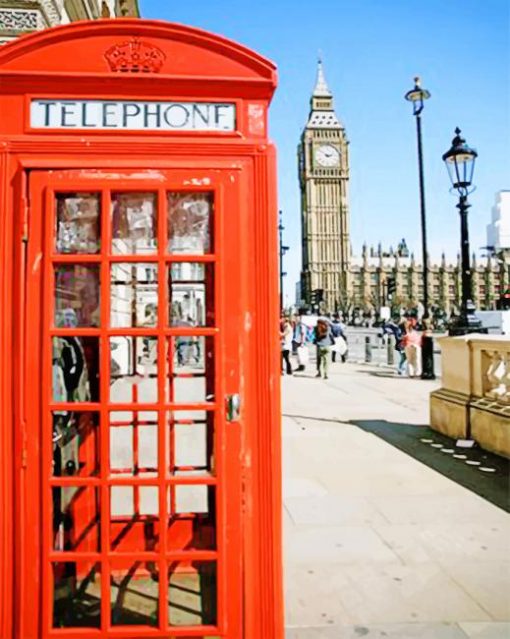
[421,334,436,380]
[387,335,395,366]
[364,335,372,363]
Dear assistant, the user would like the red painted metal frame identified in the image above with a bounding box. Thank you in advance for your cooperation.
[0,19,283,639]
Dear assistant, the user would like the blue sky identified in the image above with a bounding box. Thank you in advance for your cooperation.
[139,0,509,303]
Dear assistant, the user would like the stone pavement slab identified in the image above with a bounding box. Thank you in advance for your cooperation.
[458,622,510,638]
[285,623,480,638]
[282,361,510,637]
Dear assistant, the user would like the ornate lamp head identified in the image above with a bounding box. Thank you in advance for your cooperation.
[442,127,478,196]
[405,76,431,115]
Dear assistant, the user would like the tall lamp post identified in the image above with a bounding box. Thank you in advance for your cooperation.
[405,77,435,379]
[278,210,289,313]
[442,128,485,335]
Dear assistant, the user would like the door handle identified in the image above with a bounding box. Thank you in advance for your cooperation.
[226,394,241,422]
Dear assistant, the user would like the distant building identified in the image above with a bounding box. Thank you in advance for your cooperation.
[487,190,510,254]
[0,0,139,45]
[347,244,508,318]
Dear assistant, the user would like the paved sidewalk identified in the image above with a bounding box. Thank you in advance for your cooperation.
[282,361,510,639]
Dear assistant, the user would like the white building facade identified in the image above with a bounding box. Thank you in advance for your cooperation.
[0,0,139,46]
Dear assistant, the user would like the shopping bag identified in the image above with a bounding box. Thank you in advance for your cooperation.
[334,336,347,356]
[297,346,309,365]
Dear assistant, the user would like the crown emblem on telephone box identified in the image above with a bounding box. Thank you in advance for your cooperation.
[105,38,166,73]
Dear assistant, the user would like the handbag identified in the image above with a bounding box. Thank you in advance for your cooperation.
[334,336,347,355]
[297,345,309,365]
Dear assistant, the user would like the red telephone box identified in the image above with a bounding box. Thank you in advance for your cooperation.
[0,19,283,639]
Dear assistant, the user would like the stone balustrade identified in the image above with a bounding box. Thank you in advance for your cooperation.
[430,335,510,458]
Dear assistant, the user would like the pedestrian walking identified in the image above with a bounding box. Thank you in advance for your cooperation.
[280,317,293,375]
[314,317,334,379]
[292,315,308,372]
[381,317,407,375]
[401,320,423,378]
[331,316,348,363]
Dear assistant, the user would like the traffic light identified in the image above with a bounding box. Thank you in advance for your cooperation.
[497,288,510,310]
[387,277,396,297]
[309,288,324,308]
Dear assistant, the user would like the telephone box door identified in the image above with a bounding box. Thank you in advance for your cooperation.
[22,168,243,638]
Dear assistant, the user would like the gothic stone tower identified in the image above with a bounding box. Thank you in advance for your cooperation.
[298,59,350,312]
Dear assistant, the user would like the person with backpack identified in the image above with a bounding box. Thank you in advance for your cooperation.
[331,315,348,363]
[381,317,407,376]
[314,317,334,379]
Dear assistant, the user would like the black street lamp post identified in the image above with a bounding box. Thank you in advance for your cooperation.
[442,128,485,335]
[278,210,289,313]
[405,77,435,379]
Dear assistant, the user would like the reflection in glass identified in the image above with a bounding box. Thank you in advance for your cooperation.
[111,562,158,626]
[169,263,214,327]
[169,336,213,406]
[110,337,158,403]
[52,411,99,477]
[54,264,100,328]
[52,337,100,402]
[55,193,100,254]
[109,411,158,477]
[168,192,212,254]
[53,486,100,552]
[53,561,101,628]
[111,193,157,255]
[168,562,217,626]
[110,263,158,327]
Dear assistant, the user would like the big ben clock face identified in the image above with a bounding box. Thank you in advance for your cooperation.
[315,144,340,167]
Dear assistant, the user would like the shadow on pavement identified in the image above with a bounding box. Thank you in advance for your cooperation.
[349,419,510,513]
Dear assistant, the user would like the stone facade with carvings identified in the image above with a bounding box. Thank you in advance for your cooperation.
[298,62,509,317]
[346,244,508,318]
[0,0,139,45]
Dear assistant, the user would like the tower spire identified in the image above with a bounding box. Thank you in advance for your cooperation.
[313,57,332,97]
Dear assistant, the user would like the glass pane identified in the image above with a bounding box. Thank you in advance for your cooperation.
[52,337,100,402]
[52,486,100,552]
[167,411,214,476]
[169,263,214,327]
[168,336,214,405]
[111,192,157,255]
[166,513,216,551]
[172,483,211,515]
[110,485,159,519]
[168,192,212,255]
[52,561,101,628]
[55,193,100,254]
[111,561,159,626]
[168,561,217,626]
[110,263,158,327]
[52,411,99,477]
[54,264,100,328]
[109,411,158,477]
[110,337,158,404]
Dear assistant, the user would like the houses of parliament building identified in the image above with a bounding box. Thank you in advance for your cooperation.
[298,61,509,318]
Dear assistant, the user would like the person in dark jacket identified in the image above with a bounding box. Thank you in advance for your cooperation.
[314,318,334,379]
[331,316,348,363]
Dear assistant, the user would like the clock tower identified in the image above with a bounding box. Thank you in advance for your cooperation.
[298,59,350,312]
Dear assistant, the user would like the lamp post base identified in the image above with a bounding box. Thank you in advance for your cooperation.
[421,334,436,379]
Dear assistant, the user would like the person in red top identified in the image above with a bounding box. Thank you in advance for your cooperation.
[401,320,423,378]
